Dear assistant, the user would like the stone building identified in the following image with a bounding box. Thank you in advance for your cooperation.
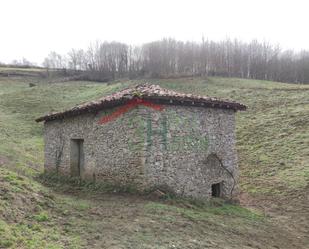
[36,84,246,199]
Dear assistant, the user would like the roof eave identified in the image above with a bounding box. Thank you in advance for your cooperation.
[35,96,247,123]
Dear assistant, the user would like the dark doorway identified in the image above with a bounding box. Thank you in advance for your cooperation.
[70,139,84,177]
[211,183,221,197]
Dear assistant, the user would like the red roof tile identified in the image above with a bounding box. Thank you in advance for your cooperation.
[36,83,246,122]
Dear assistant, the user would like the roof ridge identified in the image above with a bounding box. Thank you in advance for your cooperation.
[36,83,247,122]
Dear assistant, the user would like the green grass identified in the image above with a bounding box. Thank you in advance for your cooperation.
[33,212,50,222]
[0,67,45,72]
[0,166,81,248]
[145,201,263,222]
[0,218,80,249]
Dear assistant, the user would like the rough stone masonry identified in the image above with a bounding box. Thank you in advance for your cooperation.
[36,83,246,199]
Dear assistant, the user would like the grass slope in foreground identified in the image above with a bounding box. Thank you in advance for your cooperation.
[0,76,308,248]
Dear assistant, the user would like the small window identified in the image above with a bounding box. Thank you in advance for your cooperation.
[211,183,221,197]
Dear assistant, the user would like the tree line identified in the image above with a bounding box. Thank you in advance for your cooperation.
[0,58,37,68]
[43,38,309,84]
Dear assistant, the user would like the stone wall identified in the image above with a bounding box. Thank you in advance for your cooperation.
[138,106,238,199]
[44,104,238,199]
[44,107,146,189]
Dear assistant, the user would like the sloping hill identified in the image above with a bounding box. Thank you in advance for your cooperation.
[0,76,308,248]
[154,77,309,244]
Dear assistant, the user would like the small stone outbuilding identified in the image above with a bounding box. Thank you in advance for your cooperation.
[36,83,246,199]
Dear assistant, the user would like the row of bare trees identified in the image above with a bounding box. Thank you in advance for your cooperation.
[0,58,36,68]
[43,38,309,84]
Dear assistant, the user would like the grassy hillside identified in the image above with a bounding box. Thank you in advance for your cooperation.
[0,76,308,248]
[153,77,309,193]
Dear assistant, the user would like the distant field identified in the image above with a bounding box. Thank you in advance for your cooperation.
[0,76,308,248]
[0,66,45,72]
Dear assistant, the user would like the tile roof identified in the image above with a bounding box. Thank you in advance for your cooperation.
[36,83,247,122]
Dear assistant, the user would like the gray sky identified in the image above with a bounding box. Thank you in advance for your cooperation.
[1,0,308,65]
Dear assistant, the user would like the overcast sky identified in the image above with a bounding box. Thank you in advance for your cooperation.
[1,0,309,65]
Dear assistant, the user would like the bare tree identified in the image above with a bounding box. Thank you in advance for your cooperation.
[42,38,309,84]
